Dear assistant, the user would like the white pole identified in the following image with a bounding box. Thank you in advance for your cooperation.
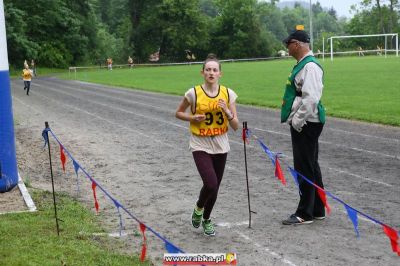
[309,0,313,50]
[322,36,325,61]
[0,0,19,192]
[330,38,333,61]
[396,34,399,57]
[385,35,387,58]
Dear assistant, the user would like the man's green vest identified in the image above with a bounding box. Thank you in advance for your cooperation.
[280,55,326,124]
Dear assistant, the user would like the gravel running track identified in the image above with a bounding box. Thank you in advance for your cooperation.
[11,76,400,266]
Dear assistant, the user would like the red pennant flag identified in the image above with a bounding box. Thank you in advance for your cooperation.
[60,144,66,172]
[274,157,286,185]
[382,224,400,256]
[242,128,247,142]
[317,187,331,214]
[139,223,147,262]
[91,181,99,214]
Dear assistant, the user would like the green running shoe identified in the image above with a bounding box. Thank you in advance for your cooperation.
[202,219,215,236]
[191,207,203,228]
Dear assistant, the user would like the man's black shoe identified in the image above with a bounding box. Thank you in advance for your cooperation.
[282,214,313,225]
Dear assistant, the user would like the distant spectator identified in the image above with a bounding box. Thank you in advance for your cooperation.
[185,50,196,60]
[316,49,321,58]
[106,57,113,70]
[277,50,287,57]
[149,49,160,62]
[31,59,37,77]
[128,56,134,68]
[358,46,365,56]
[376,45,382,56]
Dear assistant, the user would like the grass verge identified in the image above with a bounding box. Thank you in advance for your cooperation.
[0,190,150,266]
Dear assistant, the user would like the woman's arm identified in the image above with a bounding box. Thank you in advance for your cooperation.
[217,99,239,131]
[175,97,205,122]
[227,102,239,131]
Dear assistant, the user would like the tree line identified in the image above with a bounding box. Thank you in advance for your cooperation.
[4,0,400,68]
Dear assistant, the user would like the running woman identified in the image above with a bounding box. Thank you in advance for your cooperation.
[175,53,239,236]
[22,64,33,95]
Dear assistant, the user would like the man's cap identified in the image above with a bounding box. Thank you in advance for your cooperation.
[283,25,310,44]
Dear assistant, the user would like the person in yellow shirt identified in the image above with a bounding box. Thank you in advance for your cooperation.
[175,54,239,236]
[22,65,33,96]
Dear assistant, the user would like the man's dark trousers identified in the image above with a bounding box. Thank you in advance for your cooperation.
[291,122,324,221]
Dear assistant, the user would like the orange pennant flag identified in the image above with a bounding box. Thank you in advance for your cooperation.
[60,144,66,172]
[382,224,400,256]
[91,181,99,214]
[317,187,331,214]
[139,223,147,262]
[274,157,286,185]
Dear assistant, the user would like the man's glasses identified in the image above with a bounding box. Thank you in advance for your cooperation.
[285,40,297,48]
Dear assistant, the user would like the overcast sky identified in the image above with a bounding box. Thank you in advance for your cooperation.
[280,0,362,18]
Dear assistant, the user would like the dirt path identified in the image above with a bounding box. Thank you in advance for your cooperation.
[10,77,400,265]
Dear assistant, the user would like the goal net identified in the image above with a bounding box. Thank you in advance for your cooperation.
[323,33,399,61]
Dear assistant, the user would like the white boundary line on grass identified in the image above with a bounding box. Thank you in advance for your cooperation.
[1,172,38,215]
[18,172,36,212]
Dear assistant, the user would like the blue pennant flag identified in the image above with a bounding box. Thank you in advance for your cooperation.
[165,241,181,253]
[116,206,124,237]
[73,160,80,176]
[257,139,276,165]
[288,167,302,195]
[72,160,80,194]
[345,205,360,238]
[111,199,124,236]
[112,199,121,209]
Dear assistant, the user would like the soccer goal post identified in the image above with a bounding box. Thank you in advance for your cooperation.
[324,33,399,61]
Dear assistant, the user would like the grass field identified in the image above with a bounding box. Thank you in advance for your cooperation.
[0,190,149,265]
[61,56,400,126]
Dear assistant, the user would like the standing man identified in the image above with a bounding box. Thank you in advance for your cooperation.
[281,26,326,225]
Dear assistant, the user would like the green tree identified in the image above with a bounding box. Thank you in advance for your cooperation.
[128,0,209,62]
[5,0,101,67]
[211,0,272,58]
[4,2,39,66]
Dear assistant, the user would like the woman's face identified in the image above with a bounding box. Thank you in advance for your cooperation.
[201,61,221,84]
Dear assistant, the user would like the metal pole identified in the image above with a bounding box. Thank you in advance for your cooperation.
[322,36,325,61]
[309,0,313,50]
[242,121,252,228]
[330,38,333,61]
[45,122,60,236]
[396,34,399,57]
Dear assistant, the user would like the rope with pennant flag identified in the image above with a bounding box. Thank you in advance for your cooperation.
[245,126,399,257]
[41,123,399,257]
[41,125,185,262]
